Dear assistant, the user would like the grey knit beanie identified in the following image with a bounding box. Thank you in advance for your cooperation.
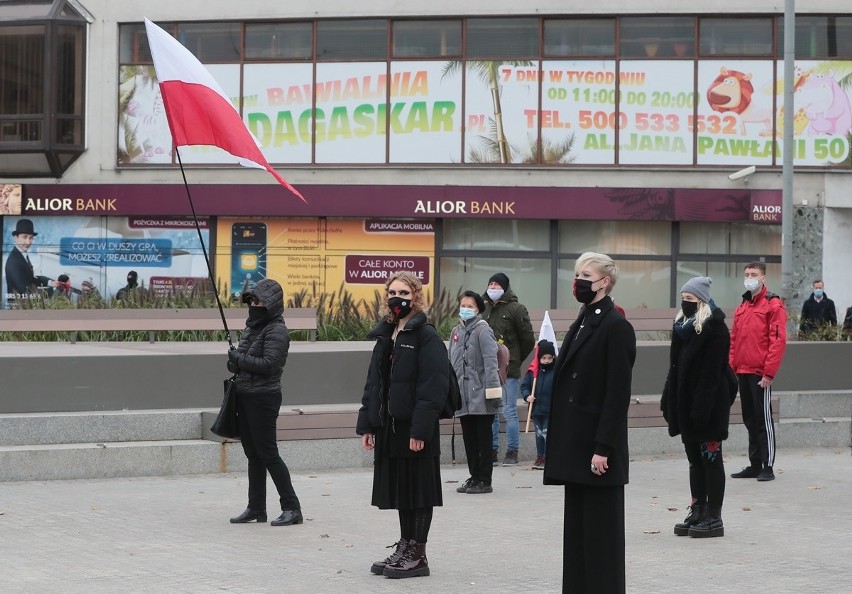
[680,276,712,303]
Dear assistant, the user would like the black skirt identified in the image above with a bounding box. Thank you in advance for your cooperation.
[371,418,443,510]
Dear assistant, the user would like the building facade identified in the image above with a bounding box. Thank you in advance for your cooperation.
[2,1,851,318]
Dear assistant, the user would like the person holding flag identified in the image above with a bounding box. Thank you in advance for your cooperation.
[521,339,556,470]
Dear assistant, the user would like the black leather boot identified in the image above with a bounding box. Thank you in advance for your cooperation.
[674,502,706,536]
[370,539,409,575]
[383,541,430,578]
[689,505,724,538]
[270,509,303,526]
[229,508,267,523]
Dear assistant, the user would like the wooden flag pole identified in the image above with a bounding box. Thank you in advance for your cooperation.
[525,376,537,433]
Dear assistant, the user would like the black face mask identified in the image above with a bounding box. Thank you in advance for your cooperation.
[247,306,268,327]
[573,278,601,305]
[681,300,699,319]
[387,297,413,321]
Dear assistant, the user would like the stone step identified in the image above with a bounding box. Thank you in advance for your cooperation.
[0,410,205,446]
[778,391,852,419]
[1,417,848,482]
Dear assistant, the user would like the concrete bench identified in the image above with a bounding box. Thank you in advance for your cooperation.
[0,307,318,343]
[530,307,735,339]
[202,396,779,443]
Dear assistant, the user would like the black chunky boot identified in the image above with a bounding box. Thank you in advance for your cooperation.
[689,505,724,538]
[371,539,410,575]
[674,502,706,536]
[383,542,430,578]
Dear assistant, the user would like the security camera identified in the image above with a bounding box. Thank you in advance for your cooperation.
[728,165,756,181]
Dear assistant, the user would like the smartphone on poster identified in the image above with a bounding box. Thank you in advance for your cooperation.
[231,222,267,300]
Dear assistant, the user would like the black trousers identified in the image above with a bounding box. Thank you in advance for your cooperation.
[562,483,625,594]
[737,373,776,467]
[460,414,495,485]
[683,440,725,509]
[236,390,300,512]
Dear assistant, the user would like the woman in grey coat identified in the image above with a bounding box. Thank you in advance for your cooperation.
[448,290,503,494]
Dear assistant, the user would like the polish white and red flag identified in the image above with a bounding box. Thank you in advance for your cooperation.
[143,18,305,202]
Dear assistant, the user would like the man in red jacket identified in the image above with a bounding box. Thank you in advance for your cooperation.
[729,262,787,482]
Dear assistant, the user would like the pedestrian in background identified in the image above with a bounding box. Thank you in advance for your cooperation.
[661,277,732,538]
[483,272,534,466]
[227,278,302,527]
[729,262,787,482]
[357,271,448,579]
[544,252,636,593]
[799,279,836,337]
[449,290,502,494]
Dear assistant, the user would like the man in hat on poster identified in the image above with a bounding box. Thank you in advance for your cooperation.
[5,218,46,297]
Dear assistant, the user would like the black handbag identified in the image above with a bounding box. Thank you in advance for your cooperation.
[210,374,240,439]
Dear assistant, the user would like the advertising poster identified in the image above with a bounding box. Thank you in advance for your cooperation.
[696,60,777,166]
[243,63,314,164]
[617,61,695,165]
[774,60,852,166]
[314,62,389,163]
[541,60,615,164]
[215,217,434,306]
[117,64,241,165]
[464,61,542,164]
[388,61,462,163]
[2,216,211,308]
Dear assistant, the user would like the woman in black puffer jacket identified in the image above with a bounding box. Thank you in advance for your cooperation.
[227,278,302,527]
[661,276,733,539]
[357,271,448,579]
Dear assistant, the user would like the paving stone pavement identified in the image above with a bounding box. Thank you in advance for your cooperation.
[1,447,850,593]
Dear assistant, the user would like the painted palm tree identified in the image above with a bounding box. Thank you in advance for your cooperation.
[442,59,533,163]
[518,134,576,164]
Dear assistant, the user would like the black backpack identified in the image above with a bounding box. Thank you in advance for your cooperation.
[440,361,462,419]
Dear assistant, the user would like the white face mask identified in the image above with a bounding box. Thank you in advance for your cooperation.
[486,288,504,301]
[744,278,761,293]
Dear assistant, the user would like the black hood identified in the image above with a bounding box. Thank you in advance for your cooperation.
[242,279,284,319]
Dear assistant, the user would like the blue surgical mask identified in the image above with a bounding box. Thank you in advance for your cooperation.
[813,289,824,299]
[459,307,476,321]
[486,288,504,301]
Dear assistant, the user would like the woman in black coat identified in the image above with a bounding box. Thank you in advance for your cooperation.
[357,271,449,579]
[226,278,302,527]
[661,276,733,539]
[544,252,636,594]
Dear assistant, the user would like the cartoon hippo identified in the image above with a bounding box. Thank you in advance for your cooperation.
[797,71,852,137]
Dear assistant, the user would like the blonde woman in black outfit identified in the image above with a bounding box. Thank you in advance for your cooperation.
[661,276,732,538]
[357,271,449,579]
[544,252,636,594]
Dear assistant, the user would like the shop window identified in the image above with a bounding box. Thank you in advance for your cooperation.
[619,17,695,59]
[700,18,773,57]
[392,19,461,58]
[317,19,388,60]
[679,222,780,255]
[557,258,671,309]
[558,220,671,256]
[441,256,551,308]
[677,261,781,309]
[544,18,615,57]
[176,22,240,62]
[119,22,154,64]
[778,16,852,58]
[443,219,549,251]
[466,17,539,59]
[245,22,312,60]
